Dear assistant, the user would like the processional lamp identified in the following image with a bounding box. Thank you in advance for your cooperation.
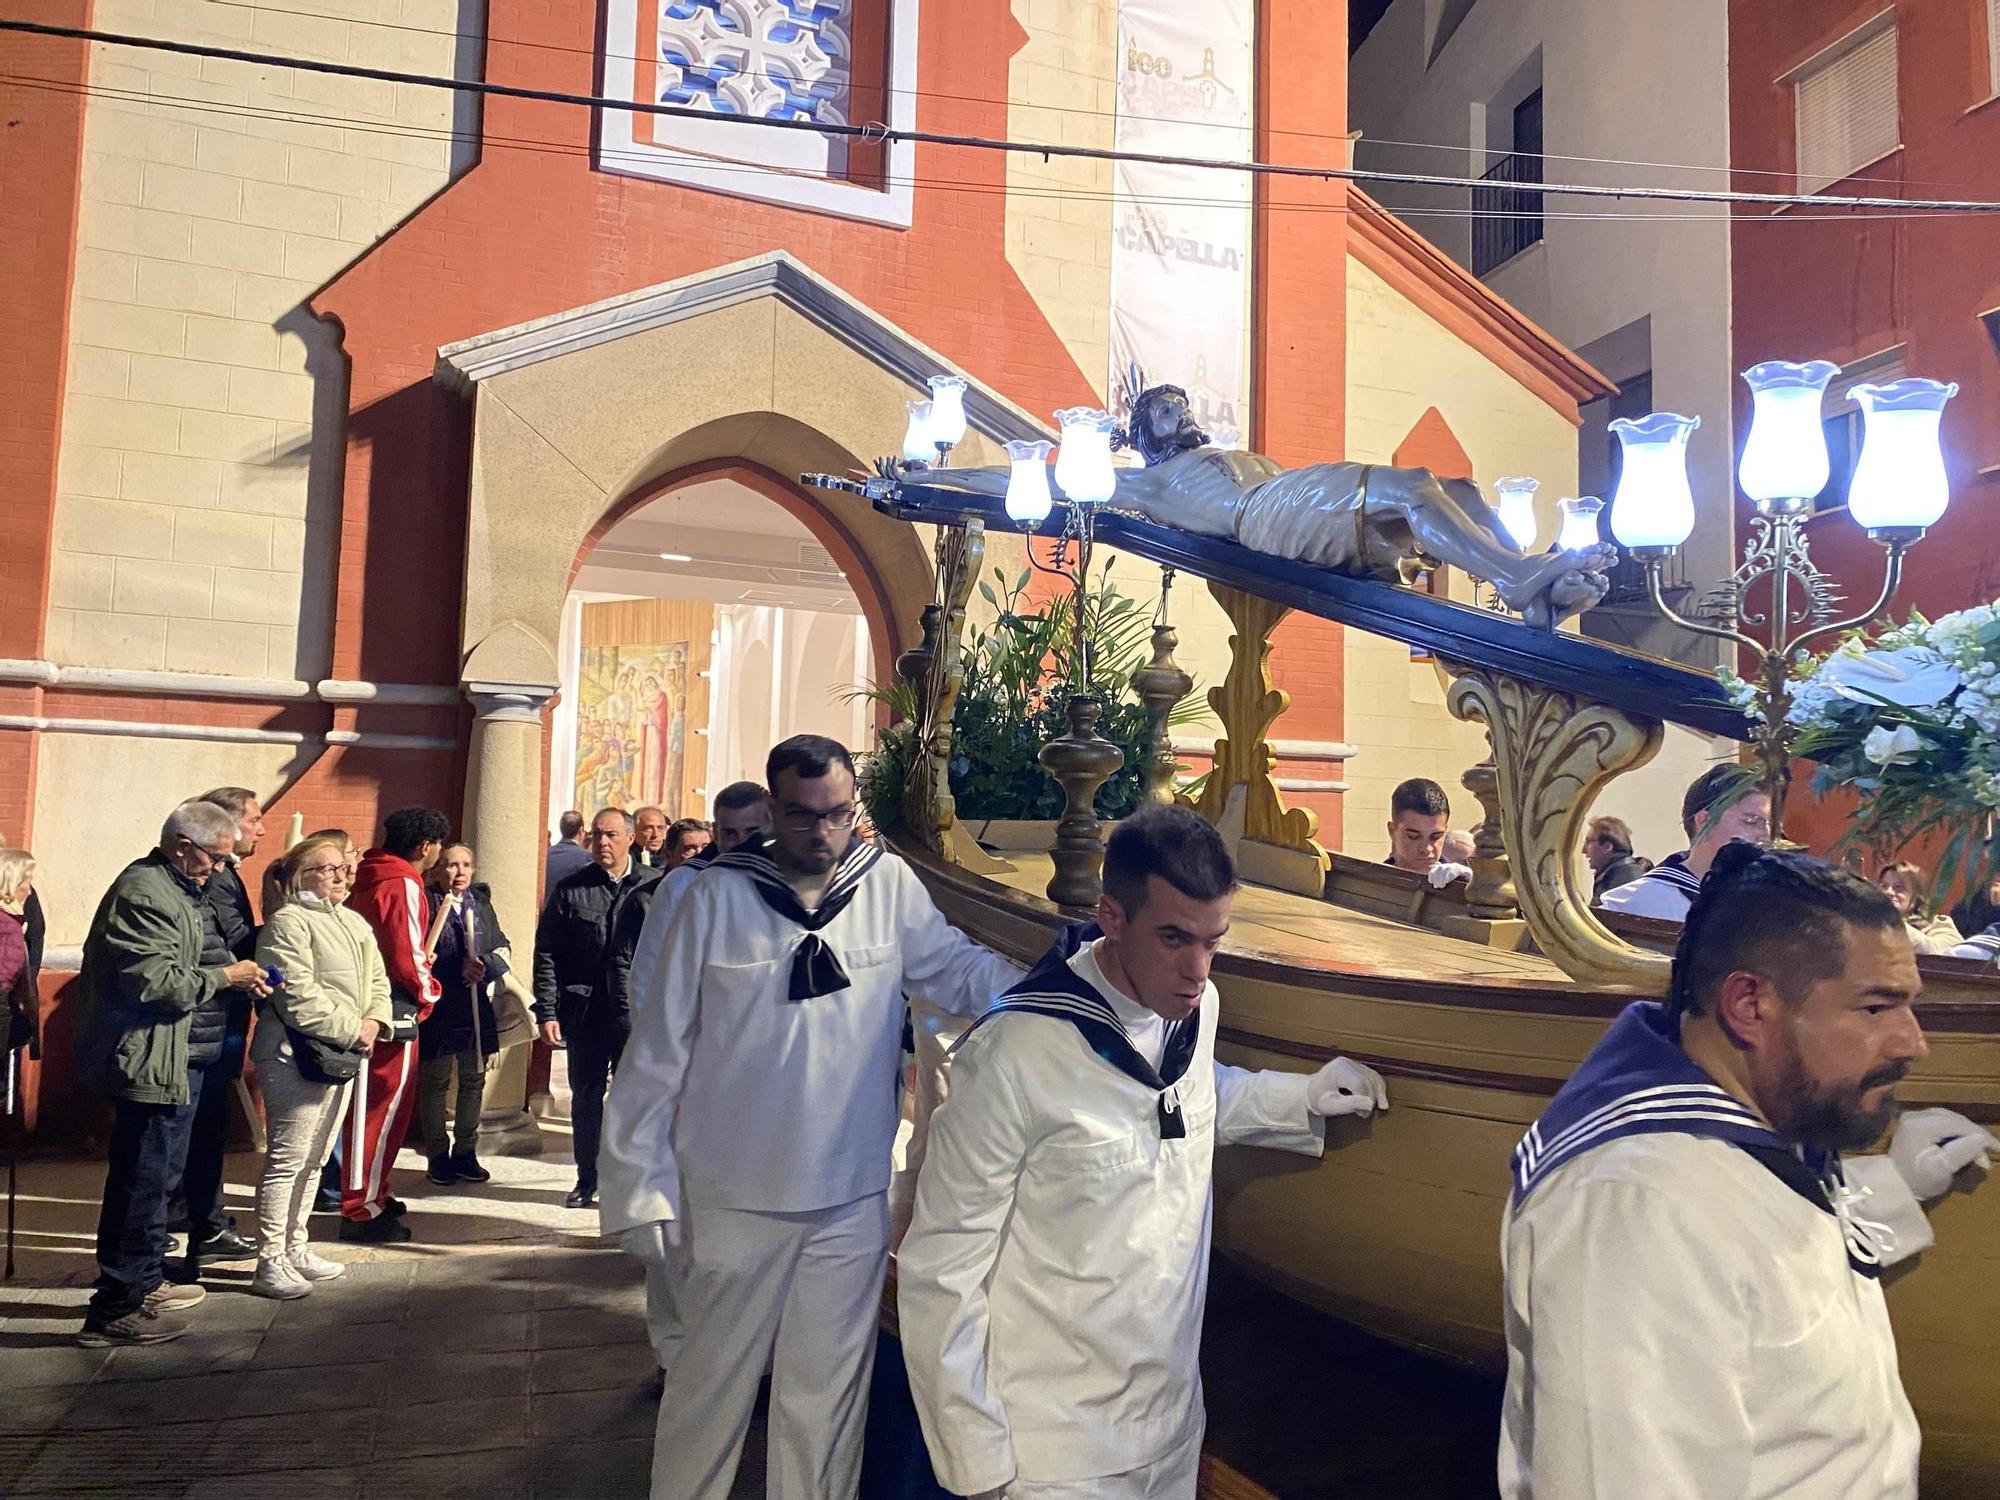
[1607,358,1958,835]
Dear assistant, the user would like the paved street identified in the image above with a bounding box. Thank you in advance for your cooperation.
[0,1118,735,1500]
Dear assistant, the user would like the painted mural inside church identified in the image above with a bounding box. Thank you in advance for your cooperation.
[572,638,692,814]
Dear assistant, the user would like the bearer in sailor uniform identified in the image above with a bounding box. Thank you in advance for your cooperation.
[897,805,1390,1500]
[1502,844,1999,1499]
[1598,762,1771,922]
[598,735,1024,1500]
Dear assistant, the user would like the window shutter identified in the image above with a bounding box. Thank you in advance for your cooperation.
[1795,22,1899,192]
[1990,0,2000,96]
[1829,347,1906,414]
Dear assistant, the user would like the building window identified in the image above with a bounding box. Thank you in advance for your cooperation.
[1598,370,1654,604]
[1472,87,1542,276]
[1817,346,1906,514]
[599,0,918,228]
[1792,15,1899,193]
[1989,0,2000,98]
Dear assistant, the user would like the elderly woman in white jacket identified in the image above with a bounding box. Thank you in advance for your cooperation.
[251,834,392,1298]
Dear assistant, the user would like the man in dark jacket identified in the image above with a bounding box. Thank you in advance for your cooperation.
[76,801,269,1346]
[535,806,662,1208]
[166,786,267,1273]
[1584,814,1648,905]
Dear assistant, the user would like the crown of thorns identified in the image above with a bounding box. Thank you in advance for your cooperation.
[1113,361,1192,451]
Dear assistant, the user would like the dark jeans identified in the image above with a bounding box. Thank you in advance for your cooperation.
[178,1035,242,1242]
[566,1024,627,1191]
[89,1081,202,1321]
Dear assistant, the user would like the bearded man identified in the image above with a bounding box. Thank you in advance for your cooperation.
[1501,845,1999,1498]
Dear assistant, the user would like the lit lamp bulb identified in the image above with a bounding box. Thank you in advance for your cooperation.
[1848,377,1958,536]
[1555,495,1604,552]
[901,399,935,464]
[1738,360,1838,512]
[1494,476,1540,550]
[1053,407,1118,506]
[1608,412,1701,552]
[926,375,969,454]
[1003,438,1055,523]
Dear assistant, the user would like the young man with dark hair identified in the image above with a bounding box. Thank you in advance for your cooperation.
[603,736,1023,1496]
[1501,846,1998,1498]
[1385,776,1452,875]
[535,806,662,1209]
[899,805,1388,1499]
[341,807,450,1241]
[1599,763,1771,922]
[663,817,712,869]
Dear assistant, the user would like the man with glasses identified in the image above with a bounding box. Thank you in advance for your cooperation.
[74,801,272,1345]
[536,806,663,1209]
[603,735,1024,1499]
[1600,765,1772,924]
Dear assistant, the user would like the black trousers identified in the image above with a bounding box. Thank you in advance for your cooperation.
[565,1023,627,1191]
[177,1034,242,1242]
[89,1077,202,1321]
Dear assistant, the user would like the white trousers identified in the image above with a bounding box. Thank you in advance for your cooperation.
[643,1259,682,1372]
[649,1192,888,1500]
[254,1056,351,1262]
[1004,1423,1203,1500]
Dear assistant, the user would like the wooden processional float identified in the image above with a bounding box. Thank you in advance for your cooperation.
[806,472,2000,1496]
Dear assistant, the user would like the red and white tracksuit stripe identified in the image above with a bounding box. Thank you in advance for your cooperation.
[342,854,442,1221]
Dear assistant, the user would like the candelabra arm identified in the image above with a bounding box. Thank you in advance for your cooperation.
[1643,558,1762,656]
[1790,539,1911,659]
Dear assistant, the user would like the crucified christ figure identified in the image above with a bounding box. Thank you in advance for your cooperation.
[891,381,1614,630]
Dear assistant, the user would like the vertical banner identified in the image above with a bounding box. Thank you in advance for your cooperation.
[1110,1,1256,446]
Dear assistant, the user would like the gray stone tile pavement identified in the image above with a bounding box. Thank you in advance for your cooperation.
[0,1117,768,1497]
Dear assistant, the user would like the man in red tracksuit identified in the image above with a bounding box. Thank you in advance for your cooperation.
[340,808,449,1243]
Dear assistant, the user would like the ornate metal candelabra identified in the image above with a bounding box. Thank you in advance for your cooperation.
[1606,362,1957,836]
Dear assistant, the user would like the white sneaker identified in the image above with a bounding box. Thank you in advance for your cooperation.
[288,1247,347,1282]
[251,1258,312,1300]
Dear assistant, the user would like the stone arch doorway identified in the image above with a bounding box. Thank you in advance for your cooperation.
[432,254,1042,1146]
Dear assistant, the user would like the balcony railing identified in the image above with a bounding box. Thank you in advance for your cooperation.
[1472,151,1544,276]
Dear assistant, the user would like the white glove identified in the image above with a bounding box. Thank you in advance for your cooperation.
[1427,862,1472,889]
[617,1220,683,1269]
[1306,1056,1388,1118]
[1888,1108,1999,1201]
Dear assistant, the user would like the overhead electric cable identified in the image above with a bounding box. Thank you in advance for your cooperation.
[3,69,1964,227]
[6,18,1999,213]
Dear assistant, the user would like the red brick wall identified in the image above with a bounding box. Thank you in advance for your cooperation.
[1256,0,1350,845]
[1730,0,2000,860]
[0,6,92,845]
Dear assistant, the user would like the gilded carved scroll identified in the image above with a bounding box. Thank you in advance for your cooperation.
[1441,659,1671,992]
[1195,583,1323,858]
[901,520,984,859]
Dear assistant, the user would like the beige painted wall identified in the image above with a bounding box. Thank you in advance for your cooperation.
[45,0,470,680]
[1004,0,1118,407]
[1341,257,1730,858]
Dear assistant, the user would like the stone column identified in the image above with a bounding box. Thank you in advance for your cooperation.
[465,680,556,1156]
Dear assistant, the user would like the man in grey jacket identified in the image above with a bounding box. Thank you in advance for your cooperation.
[76,801,270,1346]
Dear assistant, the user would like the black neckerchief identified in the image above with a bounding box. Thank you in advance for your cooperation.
[957,923,1201,1138]
[713,837,883,1001]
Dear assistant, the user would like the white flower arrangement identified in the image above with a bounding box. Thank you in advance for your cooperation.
[1732,601,2000,903]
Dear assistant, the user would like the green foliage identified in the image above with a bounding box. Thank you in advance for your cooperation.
[856,562,1203,828]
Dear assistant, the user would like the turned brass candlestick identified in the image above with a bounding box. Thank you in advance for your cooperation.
[1039,693,1125,910]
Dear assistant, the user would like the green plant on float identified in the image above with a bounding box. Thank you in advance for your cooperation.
[852,560,1206,829]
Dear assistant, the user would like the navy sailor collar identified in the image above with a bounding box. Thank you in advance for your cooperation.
[956,922,1201,1138]
[1638,851,1701,896]
[1513,1001,1891,1276]
[712,837,883,1000]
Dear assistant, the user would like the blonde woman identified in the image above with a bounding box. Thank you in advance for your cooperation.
[250,835,392,1298]
[0,848,37,1060]
[1876,861,1964,955]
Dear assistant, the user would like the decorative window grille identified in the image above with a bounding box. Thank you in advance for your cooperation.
[1793,17,1899,193]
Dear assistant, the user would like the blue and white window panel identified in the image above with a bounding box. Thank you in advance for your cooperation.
[600,0,919,227]
[656,0,853,177]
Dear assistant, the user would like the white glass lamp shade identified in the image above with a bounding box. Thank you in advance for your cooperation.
[1555,495,1604,552]
[1737,360,1838,506]
[1053,407,1118,506]
[1848,378,1959,532]
[901,400,935,464]
[1608,412,1701,549]
[926,376,969,450]
[1003,439,1055,523]
[1493,475,1540,550]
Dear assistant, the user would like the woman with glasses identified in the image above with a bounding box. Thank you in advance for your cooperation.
[250,835,392,1298]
